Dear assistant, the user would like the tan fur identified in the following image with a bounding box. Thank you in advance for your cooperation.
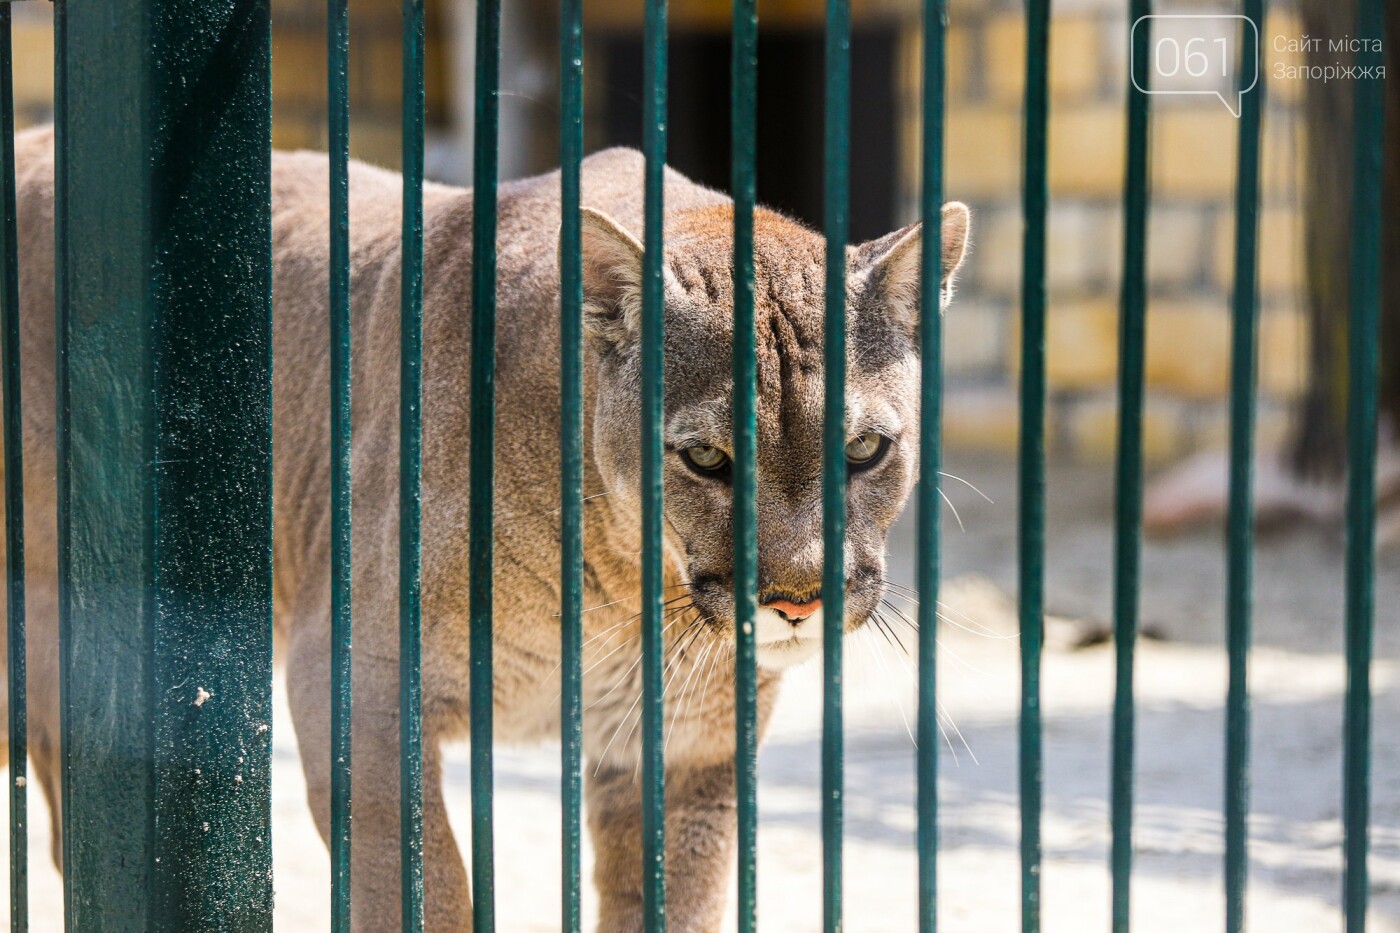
[1,125,968,931]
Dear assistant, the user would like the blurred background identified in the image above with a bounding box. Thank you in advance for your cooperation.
[10,0,1393,481]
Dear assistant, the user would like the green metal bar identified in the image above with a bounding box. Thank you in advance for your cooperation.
[327,0,353,926]
[822,0,850,927]
[730,0,759,923]
[916,2,946,930]
[470,0,501,924]
[58,11,153,921]
[1018,1,1050,930]
[400,0,426,928]
[1343,0,1384,927]
[640,0,669,920]
[57,2,274,927]
[558,0,585,918]
[1111,6,1151,931]
[51,0,69,919]
[0,9,26,930]
[1224,5,1264,932]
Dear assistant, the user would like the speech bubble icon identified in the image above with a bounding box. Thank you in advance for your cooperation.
[1130,15,1260,117]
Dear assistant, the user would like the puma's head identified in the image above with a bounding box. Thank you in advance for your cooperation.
[580,200,969,669]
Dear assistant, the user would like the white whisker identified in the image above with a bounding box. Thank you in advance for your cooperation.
[938,487,965,532]
[546,490,614,516]
[602,620,706,779]
[543,613,644,681]
[690,638,725,739]
[581,615,688,711]
[861,628,917,750]
[662,639,715,767]
[934,598,1012,639]
[877,618,979,764]
[937,470,994,503]
[933,636,993,681]
[938,698,979,766]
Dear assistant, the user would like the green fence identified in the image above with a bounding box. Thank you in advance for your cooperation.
[0,0,1388,929]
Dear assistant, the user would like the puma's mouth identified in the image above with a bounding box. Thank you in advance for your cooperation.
[755,635,822,669]
[754,605,823,669]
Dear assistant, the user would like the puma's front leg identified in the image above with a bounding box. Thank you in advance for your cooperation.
[347,721,471,933]
[287,624,471,931]
[588,760,736,933]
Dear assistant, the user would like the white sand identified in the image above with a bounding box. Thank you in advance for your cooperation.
[5,572,1394,931]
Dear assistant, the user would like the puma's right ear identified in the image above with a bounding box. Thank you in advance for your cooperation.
[576,207,645,349]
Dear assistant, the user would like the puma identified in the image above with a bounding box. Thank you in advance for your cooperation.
[3,125,969,930]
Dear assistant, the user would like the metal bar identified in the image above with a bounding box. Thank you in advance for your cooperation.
[1018,1,1050,930]
[640,0,669,920]
[399,0,427,928]
[822,0,850,927]
[57,2,274,927]
[0,8,26,930]
[1111,5,1151,931]
[730,0,759,922]
[916,2,947,930]
[327,0,353,926]
[558,0,585,925]
[51,0,69,920]
[57,10,154,921]
[1343,0,1385,927]
[470,0,502,923]
[1223,5,1264,931]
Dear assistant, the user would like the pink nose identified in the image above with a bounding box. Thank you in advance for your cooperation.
[766,598,822,623]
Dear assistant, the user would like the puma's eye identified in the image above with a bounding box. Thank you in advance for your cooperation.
[681,445,730,473]
[845,433,889,471]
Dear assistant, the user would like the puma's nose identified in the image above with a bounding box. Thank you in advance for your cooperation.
[764,597,822,624]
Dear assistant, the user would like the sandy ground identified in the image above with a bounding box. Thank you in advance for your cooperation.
[4,456,1397,930]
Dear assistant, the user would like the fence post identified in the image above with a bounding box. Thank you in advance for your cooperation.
[56,2,273,928]
[1018,2,1050,931]
[821,0,850,927]
[1342,0,1386,927]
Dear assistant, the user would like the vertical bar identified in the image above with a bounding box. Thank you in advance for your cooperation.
[1112,5,1151,932]
[916,1,947,930]
[0,8,26,930]
[640,0,669,919]
[558,0,585,923]
[51,0,70,919]
[400,0,426,928]
[58,8,153,920]
[470,0,501,923]
[57,1,274,927]
[822,0,850,927]
[730,0,759,922]
[1342,0,1384,927]
[1223,5,1264,932]
[1018,1,1050,930]
[327,0,353,927]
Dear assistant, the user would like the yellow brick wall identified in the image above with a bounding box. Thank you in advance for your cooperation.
[10,1,1310,465]
[915,0,1309,463]
[272,0,452,168]
[7,2,450,168]
[12,7,54,129]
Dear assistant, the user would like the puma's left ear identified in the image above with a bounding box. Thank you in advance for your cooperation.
[851,201,971,328]
[577,207,647,350]
[576,207,685,353]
